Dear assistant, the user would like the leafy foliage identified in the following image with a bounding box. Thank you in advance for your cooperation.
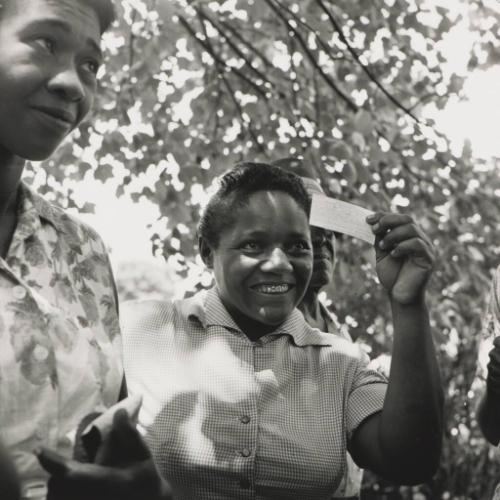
[28,0,500,497]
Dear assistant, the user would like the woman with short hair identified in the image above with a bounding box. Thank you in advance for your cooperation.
[122,162,443,499]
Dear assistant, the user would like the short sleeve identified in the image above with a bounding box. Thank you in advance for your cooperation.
[346,347,387,439]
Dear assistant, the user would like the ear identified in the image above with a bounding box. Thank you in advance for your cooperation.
[198,236,214,269]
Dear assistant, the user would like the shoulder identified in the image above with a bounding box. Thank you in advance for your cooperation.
[324,335,370,365]
[121,293,206,336]
[26,185,107,251]
[121,299,176,332]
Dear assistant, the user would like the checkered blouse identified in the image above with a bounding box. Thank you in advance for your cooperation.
[121,287,387,500]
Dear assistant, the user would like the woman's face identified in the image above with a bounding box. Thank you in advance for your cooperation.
[206,190,313,335]
[0,0,101,161]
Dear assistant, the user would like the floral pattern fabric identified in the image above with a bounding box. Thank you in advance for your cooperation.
[0,183,122,497]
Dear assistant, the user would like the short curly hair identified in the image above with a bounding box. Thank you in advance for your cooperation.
[198,162,311,249]
[0,0,116,34]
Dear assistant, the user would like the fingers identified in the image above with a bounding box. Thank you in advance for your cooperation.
[388,238,434,268]
[36,448,71,476]
[367,212,413,234]
[367,212,434,260]
[45,459,132,500]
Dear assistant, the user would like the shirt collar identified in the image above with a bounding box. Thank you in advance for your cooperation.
[19,183,68,235]
[181,287,334,347]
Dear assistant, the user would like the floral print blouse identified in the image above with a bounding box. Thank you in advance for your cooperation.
[0,184,123,498]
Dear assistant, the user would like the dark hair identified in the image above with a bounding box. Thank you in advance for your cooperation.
[198,162,311,249]
[0,0,116,33]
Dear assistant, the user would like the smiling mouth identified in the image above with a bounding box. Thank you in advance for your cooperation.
[252,284,294,294]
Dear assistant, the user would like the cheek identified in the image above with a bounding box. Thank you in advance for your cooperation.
[296,260,313,288]
[77,90,94,122]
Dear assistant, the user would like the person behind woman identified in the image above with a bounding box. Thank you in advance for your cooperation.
[122,162,443,499]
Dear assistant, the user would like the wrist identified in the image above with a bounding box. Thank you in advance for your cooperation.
[390,291,427,310]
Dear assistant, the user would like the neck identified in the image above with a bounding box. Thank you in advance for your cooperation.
[236,315,279,341]
[0,150,24,215]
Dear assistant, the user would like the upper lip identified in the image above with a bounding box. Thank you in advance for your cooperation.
[251,282,295,288]
[32,105,76,125]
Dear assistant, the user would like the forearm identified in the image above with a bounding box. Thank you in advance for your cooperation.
[379,294,443,480]
[477,387,500,445]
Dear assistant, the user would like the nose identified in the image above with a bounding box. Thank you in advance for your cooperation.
[261,247,293,273]
[47,64,86,103]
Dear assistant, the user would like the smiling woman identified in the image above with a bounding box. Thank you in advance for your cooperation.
[120,161,444,500]
[197,162,313,338]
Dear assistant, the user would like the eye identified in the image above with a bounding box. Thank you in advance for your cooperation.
[241,241,262,252]
[81,59,100,76]
[33,36,56,53]
[288,240,311,254]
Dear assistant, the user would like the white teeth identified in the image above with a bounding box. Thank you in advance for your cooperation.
[255,284,291,294]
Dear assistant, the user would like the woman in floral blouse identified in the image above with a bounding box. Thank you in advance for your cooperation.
[0,1,125,498]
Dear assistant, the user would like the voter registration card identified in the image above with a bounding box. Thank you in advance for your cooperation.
[309,194,375,244]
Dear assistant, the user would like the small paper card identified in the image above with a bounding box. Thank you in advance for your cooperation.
[310,194,375,244]
[82,394,143,442]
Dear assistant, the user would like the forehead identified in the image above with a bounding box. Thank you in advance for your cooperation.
[225,191,309,237]
[2,0,101,42]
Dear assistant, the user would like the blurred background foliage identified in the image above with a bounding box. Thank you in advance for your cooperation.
[26,0,500,497]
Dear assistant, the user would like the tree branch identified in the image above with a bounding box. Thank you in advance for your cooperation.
[195,8,273,89]
[315,0,421,123]
[262,0,358,112]
[177,14,269,100]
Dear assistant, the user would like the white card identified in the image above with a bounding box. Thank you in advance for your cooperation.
[309,194,375,244]
[82,394,143,440]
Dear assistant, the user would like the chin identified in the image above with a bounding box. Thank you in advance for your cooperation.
[309,274,331,290]
[20,144,61,162]
[256,307,292,327]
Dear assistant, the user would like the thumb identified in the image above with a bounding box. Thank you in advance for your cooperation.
[36,448,71,476]
[96,409,150,465]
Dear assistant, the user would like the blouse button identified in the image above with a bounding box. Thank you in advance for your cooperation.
[13,285,27,300]
[240,448,251,458]
[239,415,250,424]
[33,345,49,361]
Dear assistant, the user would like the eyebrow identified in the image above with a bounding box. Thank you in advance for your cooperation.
[240,230,309,239]
[26,18,103,59]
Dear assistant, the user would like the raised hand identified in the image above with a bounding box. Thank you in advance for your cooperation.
[37,409,171,500]
[366,213,435,304]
